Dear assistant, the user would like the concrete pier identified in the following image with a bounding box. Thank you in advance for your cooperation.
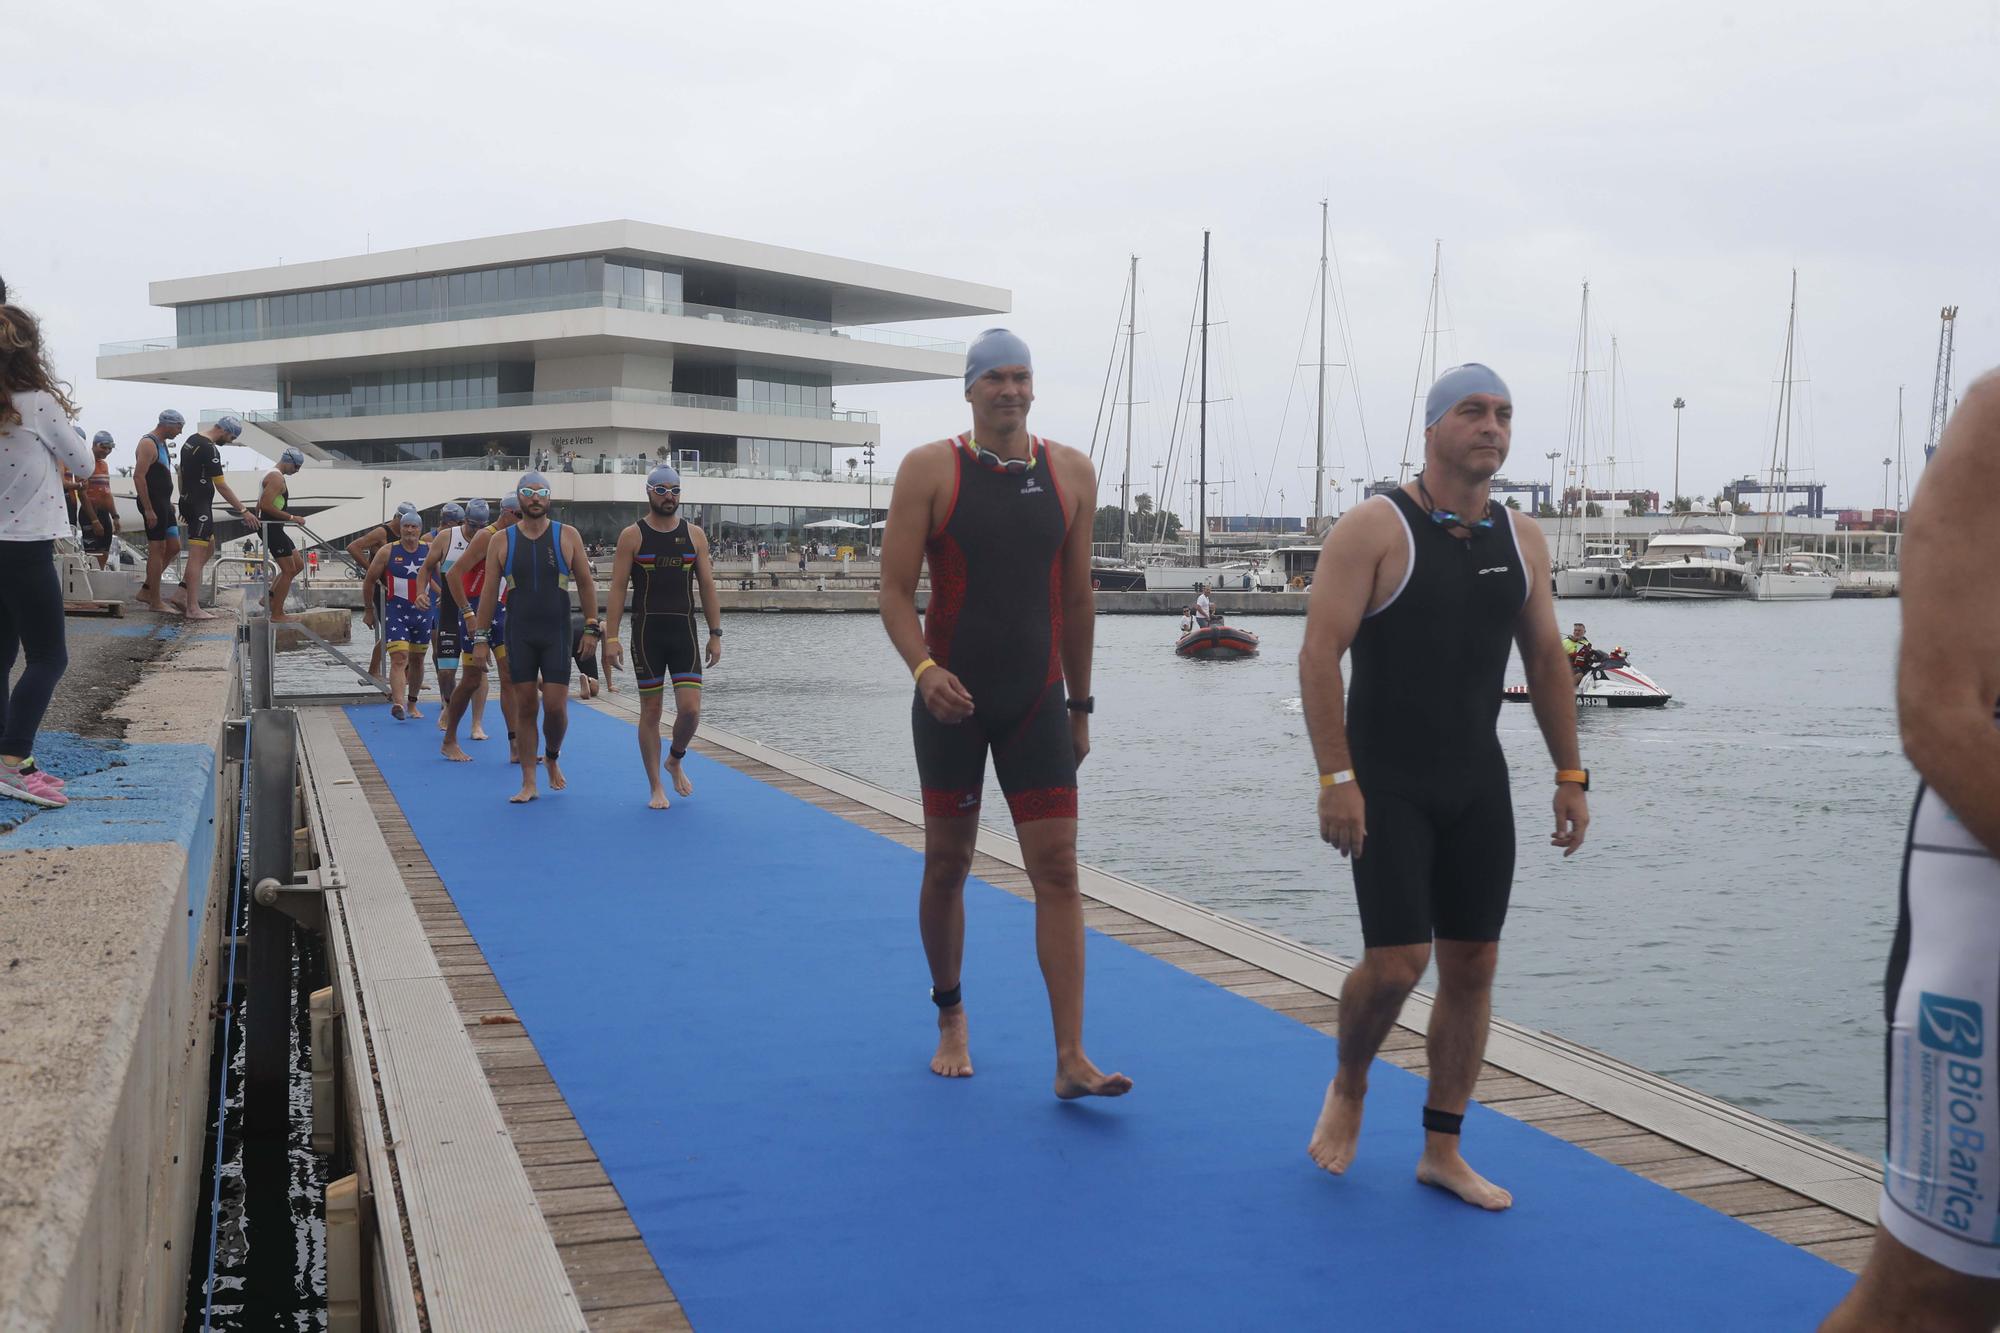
[0,619,239,1331]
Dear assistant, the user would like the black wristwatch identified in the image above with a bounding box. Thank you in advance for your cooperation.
[708,626,722,637]
[1066,696,1094,714]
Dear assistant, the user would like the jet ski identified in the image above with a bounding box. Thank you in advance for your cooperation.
[1175,614,1259,660]
[1503,647,1671,708]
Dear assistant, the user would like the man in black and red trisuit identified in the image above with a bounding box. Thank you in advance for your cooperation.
[879,328,1131,1101]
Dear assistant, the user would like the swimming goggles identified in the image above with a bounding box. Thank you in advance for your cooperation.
[518,485,553,500]
[963,435,1037,474]
[1415,474,1493,532]
[647,483,682,496]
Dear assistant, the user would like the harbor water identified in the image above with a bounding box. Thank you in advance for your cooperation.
[288,598,1903,1156]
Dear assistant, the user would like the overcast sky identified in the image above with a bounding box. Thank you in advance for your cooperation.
[11,0,1995,517]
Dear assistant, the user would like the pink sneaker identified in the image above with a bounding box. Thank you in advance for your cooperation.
[14,759,63,789]
[0,765,68,808]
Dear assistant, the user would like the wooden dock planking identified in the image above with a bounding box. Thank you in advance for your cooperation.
[337,714,688,1332]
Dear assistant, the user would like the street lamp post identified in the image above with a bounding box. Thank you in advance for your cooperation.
[1883,457,1893,512]
[1672,398,1686,511]
[1544,451,1560,516]
[380,476,391,522]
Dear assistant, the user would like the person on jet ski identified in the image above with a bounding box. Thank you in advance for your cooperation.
[1562,622,1595,683]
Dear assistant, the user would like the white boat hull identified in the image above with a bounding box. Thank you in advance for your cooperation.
[1503,661,1672,708]
[1553,565,1629,598]
[1748,570,1837,601]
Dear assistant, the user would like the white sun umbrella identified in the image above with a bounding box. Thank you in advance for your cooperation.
[802,518,863,530]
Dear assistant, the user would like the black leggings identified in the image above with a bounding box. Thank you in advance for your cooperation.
[0,541,69,758]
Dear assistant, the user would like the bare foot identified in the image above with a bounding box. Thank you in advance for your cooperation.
[1416,1144,1513,1211]
[184,605,217,621]
[391,703,406,721]
[271,611,296,623]
[930,1008,973,1078]
[441,742,471,762]
[546,760,566,791]
[437,713,448,731]
[470,726,489,741]
[648,785,671,810]
[407,704,424,720]
[1307,1079,1365,1175]
[509,784,538,804]
[666,757,694,797]
[1054,1055,1132,1100]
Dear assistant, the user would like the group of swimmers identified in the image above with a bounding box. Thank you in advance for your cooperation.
[334,464,720,809]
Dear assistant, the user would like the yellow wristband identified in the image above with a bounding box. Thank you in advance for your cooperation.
[1556,769,1588,786]
[1319,769,1355,788]
[913,658,938,683]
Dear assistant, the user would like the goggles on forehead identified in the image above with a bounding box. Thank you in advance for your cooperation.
[963,436,1037,475]
[517,485,553,500]
[648,483,682,496]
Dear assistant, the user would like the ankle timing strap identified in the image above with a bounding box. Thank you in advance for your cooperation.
[930,983,961,1009]
[1422,1107,1464,1136]
[669,745,688,760]
[544,747,559,762]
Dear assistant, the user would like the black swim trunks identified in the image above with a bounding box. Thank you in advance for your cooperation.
[912,435,1077,824]
[1344,489,1530,947]
[265,524,296,558]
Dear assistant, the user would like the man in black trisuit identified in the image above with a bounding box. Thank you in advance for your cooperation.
[174,414,259,620]
[1298,363,1588,1210]
[467,472,600,803]
[879,328,1130,1100]
[257,448,308,620]
[604,464,723,809]
[133,409,184,611]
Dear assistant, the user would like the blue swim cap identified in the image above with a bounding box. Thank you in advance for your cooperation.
[397,508,424,529]
[440,502,465,523]
[394,501,419,520]
[466,498,491,524]
[158,408,185,427]
[279,447,305,468]
[1424,363,1511,428]
[646,464,682,489]
[500,492,521,513]
[215,414,244,439]
[92,430,114,446]
[964,327,1033,391]
[516,470,551,493]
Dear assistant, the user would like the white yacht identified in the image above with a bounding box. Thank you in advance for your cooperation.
[1747,550,1838,601]
[1553,542,1630,599]
[1252,545,1322,591]
[1627,531,1752,600]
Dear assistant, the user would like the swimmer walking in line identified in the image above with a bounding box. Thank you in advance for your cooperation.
[1298,364,1588,1210]
[466,472,600,802]
[603,464,723,809]
[879,328,1130,1100]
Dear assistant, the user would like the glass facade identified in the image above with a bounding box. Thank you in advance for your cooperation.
[283,361,534,416]
[176,259,615,339]
[666,431,838,476]
[690,504,874,550]
[603,258,685,307]
[318,432,529,467]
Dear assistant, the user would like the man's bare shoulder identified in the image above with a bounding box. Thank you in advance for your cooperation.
[1324,494,1402,551]
[1507,506,1550,556]
[1041,439,1095,484]
[896,439,960,485]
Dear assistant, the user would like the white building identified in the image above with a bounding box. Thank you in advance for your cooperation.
[97,220,1008,548]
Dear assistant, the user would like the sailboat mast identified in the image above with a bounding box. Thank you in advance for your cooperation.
[1315,200,1328,530]
[1577,282,1589,556]
[1121,254,1136,562]
[1428,239,1440,385]
[1609,334,1618,507]
[1768,270,1799,559]
[1199,229,1210,570]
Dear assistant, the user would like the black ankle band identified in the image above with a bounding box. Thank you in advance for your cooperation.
[930,983,961,1009]
[544,747,559,762]
[507,730,516,740]
[1422,1107,1464,1136]
[669,746,688,760]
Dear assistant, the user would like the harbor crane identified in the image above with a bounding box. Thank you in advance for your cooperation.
[1924,305,1958,465]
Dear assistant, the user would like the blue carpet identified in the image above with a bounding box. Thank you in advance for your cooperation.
[350,704,1854,1330]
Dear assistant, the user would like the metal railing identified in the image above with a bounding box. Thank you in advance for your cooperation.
[100,290,963,357]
